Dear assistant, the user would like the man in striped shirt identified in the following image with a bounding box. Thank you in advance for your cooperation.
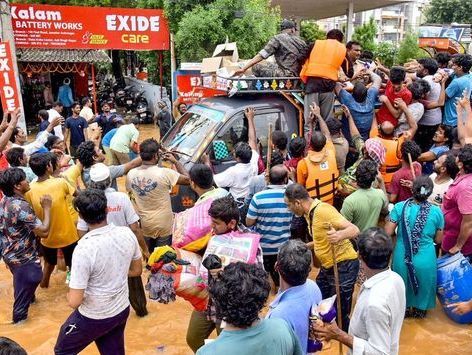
[246,165,292,289]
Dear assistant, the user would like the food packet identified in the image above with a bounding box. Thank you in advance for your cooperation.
[307,295,337,353]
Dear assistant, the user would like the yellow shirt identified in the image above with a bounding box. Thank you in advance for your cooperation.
[25,177,78,248]
[305,199,357,268]
[60,165,81,223]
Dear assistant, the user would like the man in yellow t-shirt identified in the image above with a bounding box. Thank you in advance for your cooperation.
[284,183,359,331]
[25,153,78,288]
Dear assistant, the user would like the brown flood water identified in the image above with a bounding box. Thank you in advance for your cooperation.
[1,124,471,354]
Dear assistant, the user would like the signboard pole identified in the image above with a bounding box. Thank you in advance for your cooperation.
[170,33,176,101]
[0,0,26,131]
[91,64,98,114]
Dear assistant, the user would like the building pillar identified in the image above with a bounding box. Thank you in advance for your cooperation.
[346,0,354,41]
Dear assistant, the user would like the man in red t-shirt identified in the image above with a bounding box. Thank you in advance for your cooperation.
[388,140,422,203]
[376,67,412,127]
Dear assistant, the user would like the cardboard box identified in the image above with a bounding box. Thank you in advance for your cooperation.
[212,41,239,62]
[200,41,239,74]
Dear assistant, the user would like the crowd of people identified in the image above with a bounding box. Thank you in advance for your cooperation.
[1,19,472,355]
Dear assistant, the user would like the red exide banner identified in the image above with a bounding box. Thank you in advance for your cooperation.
[175,72,225,104]
[11,3,169,50]
[0,42,20,112]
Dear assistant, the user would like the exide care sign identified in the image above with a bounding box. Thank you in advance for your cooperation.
[0,42,20,112]
[11,3,169,50]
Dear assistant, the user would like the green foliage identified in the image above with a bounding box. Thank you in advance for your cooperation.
[175,0,280,62]
[300,21,326,43]
[425,0,472,25]
[396,32,423,65]
[374,42,397,68]
[352,18,377,52]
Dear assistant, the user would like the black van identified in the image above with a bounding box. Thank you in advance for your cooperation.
[161,94,302,212]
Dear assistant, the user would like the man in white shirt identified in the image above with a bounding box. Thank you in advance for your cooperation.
[77,163,150,317]
[204,107,259,205]
[79,97,95,123]
[10,116,63,156]
[47,101,65,139]
[313,227,406,355]
[415,58,443,152]
[55,189,142,355]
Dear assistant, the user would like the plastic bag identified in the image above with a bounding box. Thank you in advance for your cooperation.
[196,231,261,288]
[307,295,337,353]
[172,198,214,252]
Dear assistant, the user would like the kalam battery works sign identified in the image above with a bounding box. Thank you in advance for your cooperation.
[11,3,169,50]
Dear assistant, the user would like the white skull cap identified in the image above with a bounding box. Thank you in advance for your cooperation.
[90,163,110,182]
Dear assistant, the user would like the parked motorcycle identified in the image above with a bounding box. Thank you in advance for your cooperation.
[135,91,153,123]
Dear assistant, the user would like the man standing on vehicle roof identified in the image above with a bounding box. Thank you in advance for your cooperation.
[234,19,309,78]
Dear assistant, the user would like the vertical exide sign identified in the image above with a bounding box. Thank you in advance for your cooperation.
[0,42,20,112]
[10,3,170,50]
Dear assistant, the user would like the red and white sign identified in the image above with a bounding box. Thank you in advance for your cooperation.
[175,72,225,104]
[0,42,20,112]
[11,3,169,50]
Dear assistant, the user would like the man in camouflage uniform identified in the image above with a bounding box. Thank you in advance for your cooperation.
[234,19,308,78]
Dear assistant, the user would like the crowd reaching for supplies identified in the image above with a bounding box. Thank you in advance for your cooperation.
[1,18,472,355]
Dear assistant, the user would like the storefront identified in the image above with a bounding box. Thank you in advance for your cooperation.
[17,48,111,126]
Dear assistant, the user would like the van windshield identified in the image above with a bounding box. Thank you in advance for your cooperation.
[162,105,225,158]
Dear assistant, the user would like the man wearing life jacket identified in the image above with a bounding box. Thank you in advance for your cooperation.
[297,103,339,205]
[370,101,418,189]
[300,29,346,134]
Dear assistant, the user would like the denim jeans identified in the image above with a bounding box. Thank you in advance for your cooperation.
[316,258,359,332]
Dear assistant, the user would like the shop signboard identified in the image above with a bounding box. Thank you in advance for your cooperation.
[11,3,169,50]
[174,70,225,104]
[0,42,20,112]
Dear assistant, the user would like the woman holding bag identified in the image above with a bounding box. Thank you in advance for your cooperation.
[385,176,444,318]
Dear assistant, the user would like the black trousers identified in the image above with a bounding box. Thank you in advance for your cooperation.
[316,258,359,332]
[263,254,280,288]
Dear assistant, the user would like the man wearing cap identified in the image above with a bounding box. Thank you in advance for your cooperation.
[234,19,309,77]
[77,163,150,317]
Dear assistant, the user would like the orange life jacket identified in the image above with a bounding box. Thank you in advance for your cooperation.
[378,137,403,185]
[301,145,339,205]
[300,39,346,83]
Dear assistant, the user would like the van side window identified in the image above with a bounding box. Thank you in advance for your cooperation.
[210,115,247,163]
[253,111,286,158]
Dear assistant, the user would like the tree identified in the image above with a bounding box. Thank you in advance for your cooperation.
[175,0,280,62]
[300,21,325,43]
[374,42,396,68]
[396,32,423,65]
[352,18,377,52]
[425,0,472,24]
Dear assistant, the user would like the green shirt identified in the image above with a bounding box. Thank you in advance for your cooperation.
[109,124,139,153]
[195,187,229,205]
[196,318,303,355]
[341,187,388,232]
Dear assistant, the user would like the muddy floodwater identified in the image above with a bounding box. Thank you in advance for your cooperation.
[1,124,471,354]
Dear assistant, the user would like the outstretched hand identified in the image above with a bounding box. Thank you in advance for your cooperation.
[245,107,256,120]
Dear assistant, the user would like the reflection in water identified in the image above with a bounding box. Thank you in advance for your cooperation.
[1,125,470,354]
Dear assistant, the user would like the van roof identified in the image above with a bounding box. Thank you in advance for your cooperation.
[196,94,288,116]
